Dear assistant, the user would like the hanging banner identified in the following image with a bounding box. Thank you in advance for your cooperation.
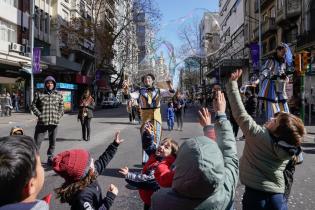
[33,47,42,74]
[250,43,260,72]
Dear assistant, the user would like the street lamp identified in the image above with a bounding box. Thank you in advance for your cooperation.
[29,0,35,111]
[258,0,262,69]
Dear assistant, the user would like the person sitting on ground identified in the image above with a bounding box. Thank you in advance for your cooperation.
[119,121,179,210]
[10,126,24,135]
[226,69,305,210]
[0,135,47,210]
[151,92,239,210]
[52,131,124,210]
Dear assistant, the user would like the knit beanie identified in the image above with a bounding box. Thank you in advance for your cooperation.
[53,149,91,183]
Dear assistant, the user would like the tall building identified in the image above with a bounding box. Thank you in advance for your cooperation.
[199,12,220,85]
[0,0,33,110]
[209,0,248,87]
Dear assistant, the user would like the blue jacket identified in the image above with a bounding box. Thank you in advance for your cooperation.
[167,107,174,120]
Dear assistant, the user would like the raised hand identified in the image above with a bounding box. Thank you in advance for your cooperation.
[118,166,129,177]
[230,69,243,81]
[108,184,118,195]
[213,91,226,113]
[198,107,211,127]
[144,122,154,134]
[114,131,124,145]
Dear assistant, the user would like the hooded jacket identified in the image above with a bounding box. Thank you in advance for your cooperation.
[151,115,238,210]
[31,76,64,125]
[226,80,291,193]
[0,200,49,210]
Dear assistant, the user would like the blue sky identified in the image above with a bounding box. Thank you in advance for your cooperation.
[157,0,219,50]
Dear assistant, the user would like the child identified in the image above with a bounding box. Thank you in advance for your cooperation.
[167,102,175,131]
[151,95,238,210]
[119,122,179,210]
[52,131,124,210]
[0,135,47,209]
[10,126,24,135]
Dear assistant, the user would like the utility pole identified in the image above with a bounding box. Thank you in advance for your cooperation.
[30,0,35,110]
[258,0,262,69]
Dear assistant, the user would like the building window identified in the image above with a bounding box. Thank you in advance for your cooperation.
[284,27,298,44]
[278,0,284,10]
[45,14,49,33]
[62,9,69,21]
[80,0,85,16]
[34,9,39,29]
[0,0,17,8]
[40,13,44,31]
[0,19,17,43]
[270,6,276,18]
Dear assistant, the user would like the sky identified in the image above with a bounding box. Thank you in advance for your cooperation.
[156,0,219,53]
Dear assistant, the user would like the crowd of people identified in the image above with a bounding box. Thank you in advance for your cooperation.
[0,66,307,210]
[0,91,20,117]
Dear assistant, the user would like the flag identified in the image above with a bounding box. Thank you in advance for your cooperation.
[32,47,41,74]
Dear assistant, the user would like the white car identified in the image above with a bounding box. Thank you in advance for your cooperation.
[101,97,120,108]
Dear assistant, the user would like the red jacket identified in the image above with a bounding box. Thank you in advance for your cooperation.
[139,155,176,205]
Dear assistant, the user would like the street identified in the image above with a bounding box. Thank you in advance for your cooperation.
[1,105,315,210]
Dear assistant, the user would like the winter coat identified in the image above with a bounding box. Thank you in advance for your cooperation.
[226,80,291,193]
[125,130,176,206]
[31,76,64,125]
[4,95,12,108]
[0,200,49,210]
[245,94,258,118]
[167,107,174,120]
[151,114,238,210]
[173,98,184,113]
[69,142,119,210]
[78,96,95,119]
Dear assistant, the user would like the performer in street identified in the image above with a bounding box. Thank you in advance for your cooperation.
[258,44,292,121]
[122,73,175,165]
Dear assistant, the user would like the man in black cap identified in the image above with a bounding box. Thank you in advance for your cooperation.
[31,76,64,165]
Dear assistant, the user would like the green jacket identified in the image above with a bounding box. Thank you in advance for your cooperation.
[151,115,239,210]
[226,80,290,193]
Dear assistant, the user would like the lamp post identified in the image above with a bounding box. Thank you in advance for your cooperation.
[29,0,35,111]
[258,0,262,69]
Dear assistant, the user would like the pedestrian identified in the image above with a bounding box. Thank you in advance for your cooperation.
[78,89,95,141]
[173,91,184,131]
[151,93,238,210]
[127,99,136,123]
[31,76,64,166]
[4,92,13,116]
[119,122,179,210]
[122,74,175,165]
[227,69,305,210]
[15,92,20,112]
[0,135,47,209]
[52,131,123,210]
[167,101,175,131]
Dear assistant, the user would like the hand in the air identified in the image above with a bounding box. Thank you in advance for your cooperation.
[230,69,243,81]
[198,107,211,127]
[114,131,124,144]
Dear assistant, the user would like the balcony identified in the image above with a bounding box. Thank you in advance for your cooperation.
[297,29,315,49]
[276,0,301,23]
[254,0,274,13]
[252,18,276,40]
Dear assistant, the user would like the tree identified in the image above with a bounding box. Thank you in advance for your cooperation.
[58,0,161,96]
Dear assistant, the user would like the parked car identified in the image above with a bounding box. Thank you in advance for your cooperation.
[101,97,120,108]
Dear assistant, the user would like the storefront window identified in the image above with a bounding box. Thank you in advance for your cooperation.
[0,0,17,8]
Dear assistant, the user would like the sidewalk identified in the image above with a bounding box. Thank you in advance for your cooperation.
[0,112,37,125]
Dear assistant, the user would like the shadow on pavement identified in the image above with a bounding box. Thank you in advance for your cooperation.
[98,122,133,125]
[303,149,315,154]
[301,142,315,147]
[44,138,82,142]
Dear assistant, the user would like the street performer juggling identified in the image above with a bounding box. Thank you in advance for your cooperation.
[122,73,175,165]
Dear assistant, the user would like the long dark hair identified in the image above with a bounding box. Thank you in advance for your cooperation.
[55,169,97,203]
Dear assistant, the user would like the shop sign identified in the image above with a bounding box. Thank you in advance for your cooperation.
[33,48,42,74]
[75,74,92,84]
[36,83,78,90]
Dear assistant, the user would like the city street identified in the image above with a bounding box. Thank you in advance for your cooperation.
[1,105,315,210]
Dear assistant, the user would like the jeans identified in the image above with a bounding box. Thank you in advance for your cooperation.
[34,124,58,158]
[167,118,174,130]
[80,117,91,140]
[175,110,183,129]
[243,187,288,210]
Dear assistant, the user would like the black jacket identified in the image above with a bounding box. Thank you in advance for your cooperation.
[70,142,119,210]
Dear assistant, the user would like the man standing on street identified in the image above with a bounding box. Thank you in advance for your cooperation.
[31,76,64,165]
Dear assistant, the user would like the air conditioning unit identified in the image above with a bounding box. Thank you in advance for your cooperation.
[9,43,24,53]
[22,38,29,45]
